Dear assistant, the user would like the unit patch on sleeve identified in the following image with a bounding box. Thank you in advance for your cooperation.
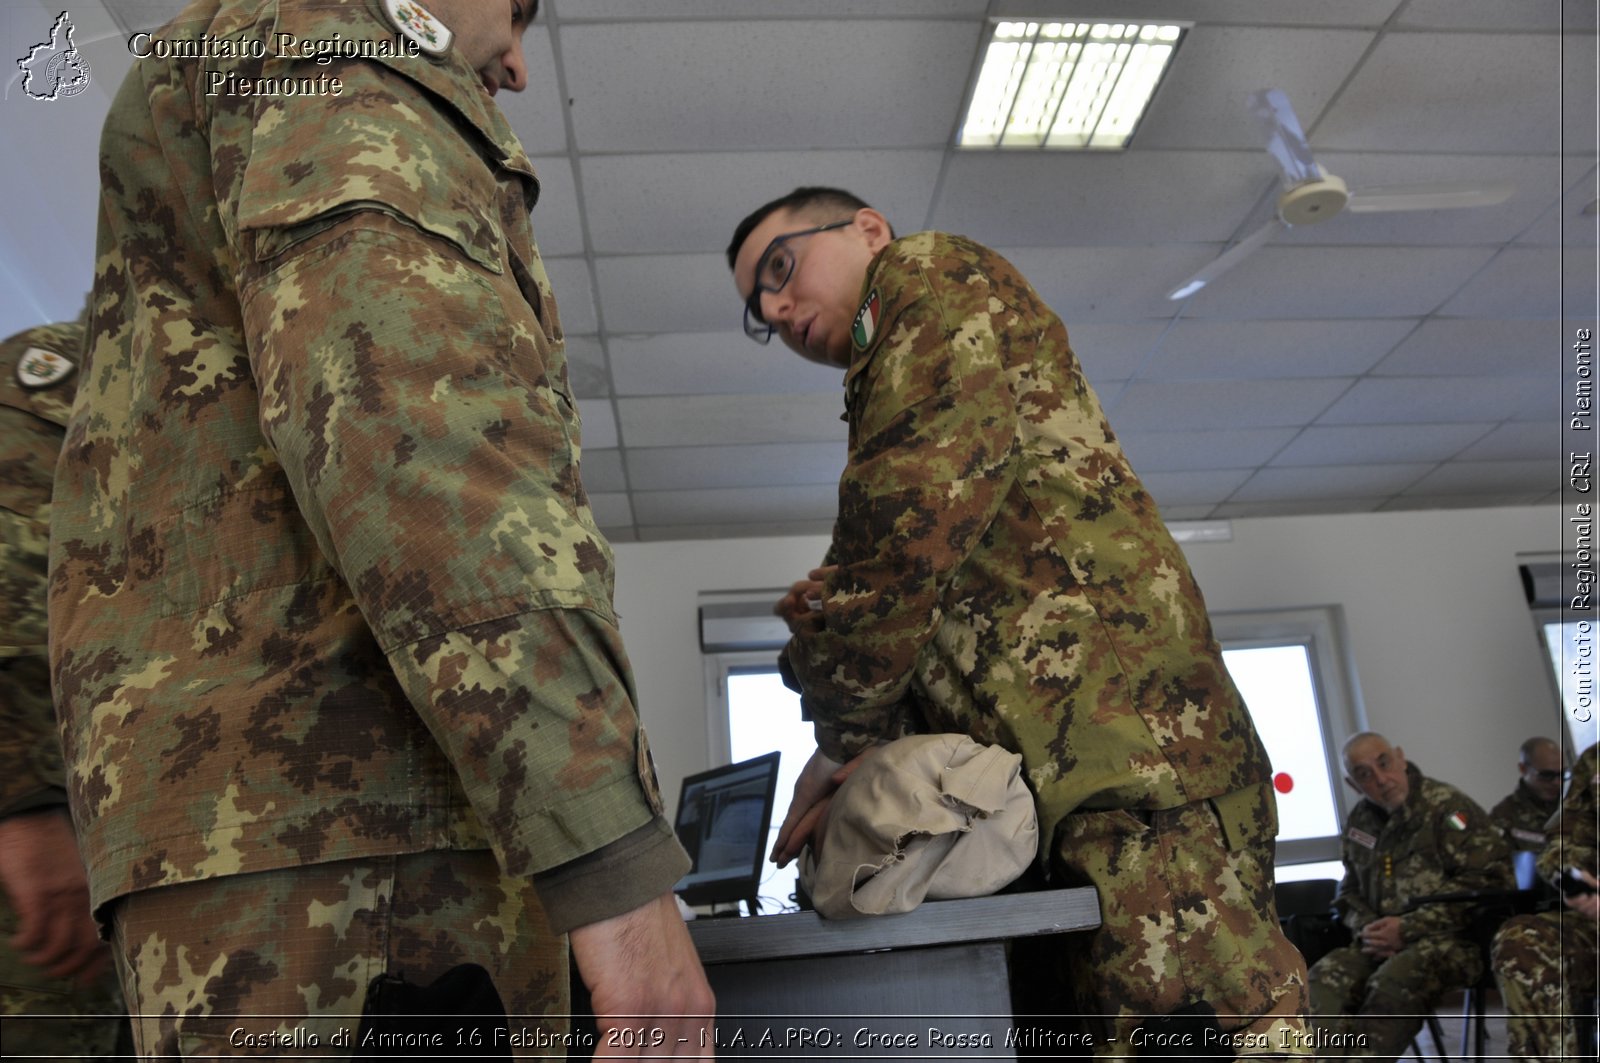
[851,288,880,350]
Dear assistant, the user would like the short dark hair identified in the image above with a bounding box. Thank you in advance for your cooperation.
[725,187,888,270]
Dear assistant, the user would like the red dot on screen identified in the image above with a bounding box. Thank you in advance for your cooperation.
[1274,772,1294,794]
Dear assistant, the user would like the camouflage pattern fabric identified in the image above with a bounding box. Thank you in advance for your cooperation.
[782,232,1303,1046]
[1493,742,1599,1060]
[109,850,565,1059]
[1308,760,1513,1060]
[1489,781,1560,853]
[49,0,684,946]
[1049,786,1311,1055]
[0,322,131,1063]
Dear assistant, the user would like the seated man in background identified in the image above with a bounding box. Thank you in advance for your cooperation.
[1309,732,1513,1061]
[1492,742,1598,1061]
[729,186,1310,1054]
[1489,736,1565,856]
[0,321,131,1060]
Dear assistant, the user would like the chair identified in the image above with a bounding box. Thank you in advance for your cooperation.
[1276,879,1450,1062]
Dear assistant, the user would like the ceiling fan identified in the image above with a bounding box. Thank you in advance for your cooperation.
[1166,89,1515,300]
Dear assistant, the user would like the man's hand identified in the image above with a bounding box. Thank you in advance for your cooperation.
[769,746,882,868]
[569,892,715,1058]
[1357,915,1404,960]
[0,807,110,984]
[772,566,837,635]
[1564,868,1600,920]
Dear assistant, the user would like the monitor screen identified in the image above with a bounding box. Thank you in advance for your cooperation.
[672,751,780,912]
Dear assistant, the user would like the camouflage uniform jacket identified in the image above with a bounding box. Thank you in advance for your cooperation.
[0,324,79,819]
[1537,742,1598,885]
[1334,760,1513,943]
[784,231,1273,851]
[1489,780,1559,853]
[48,0,680,931]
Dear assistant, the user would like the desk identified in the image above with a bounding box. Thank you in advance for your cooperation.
[685,888,1100,1060]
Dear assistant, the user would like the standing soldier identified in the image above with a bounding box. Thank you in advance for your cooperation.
[1308,732,1514,1061]
[47,0,711,1055]
[729,187,1310,1053]
[1492,742,1599,1060]
[0,321,131,1059]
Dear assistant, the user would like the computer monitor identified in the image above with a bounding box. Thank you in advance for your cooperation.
[672,751,780,913]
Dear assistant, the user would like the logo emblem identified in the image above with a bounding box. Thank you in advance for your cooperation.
[382,0,454,58]
[851,288,880,350]
[16,11,92,102]
[16,347,75,389]
[1446,811,1468,831]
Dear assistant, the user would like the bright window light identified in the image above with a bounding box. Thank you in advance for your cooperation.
[958,20,1185,150]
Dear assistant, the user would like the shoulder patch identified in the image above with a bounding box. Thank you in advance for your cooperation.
[383,0,453,58]
[1347,827,1377,850]
[851,288,881,350]
[1446,810,1469,831]
[15,346,75,390]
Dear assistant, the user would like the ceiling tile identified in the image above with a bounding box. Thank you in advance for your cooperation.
[1271,424,1495,466]
[1212,497,1386,518]
[528,156,584,256]
[547,257,599,333]
[628,442,846,491]
[636,519,838,542]
[1403,459,1559,495]
[1316,377,1553,424]
[618,393,848,448]
[632,484,841,525]
[1133,28,1375,151]
[1139,469,1255,507]
[1516,164,1600,245]
[1314,34,1571,155]
[1378,493,1548,511]
[994,1,1404,26]
[578,398,620,448]
[568,0,990,18]
[1373,319,1577,376]
[565,335,610,398]
[582,448,627,493]
[588,491,634,529]
[1120,427,1298,472]
[1436,247,1597,318]
[594,254,729,333]
[581,151,943,254]
[609,332,843,396]
[1148,320,1416,378]
[998,246,1223,322]
[1232,463,1436,501]
[1109,378,1353,430]
[1177,246,1499,319]
[932,150,1275,245]
[1064,324,1173,384]
[1457,422,1558,461]
[1396,0,1597,31]
[497,27,567,153]
[561,21,981,152]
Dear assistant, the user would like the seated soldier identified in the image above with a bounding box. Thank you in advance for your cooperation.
[1492,742,1598,1061]
[1308,732,1513,1062]
[1489,736,1565,856]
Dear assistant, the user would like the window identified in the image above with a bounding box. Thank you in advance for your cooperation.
[705,605,1363,892]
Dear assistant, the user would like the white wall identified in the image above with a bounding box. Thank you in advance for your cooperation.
[612,504,1565,816]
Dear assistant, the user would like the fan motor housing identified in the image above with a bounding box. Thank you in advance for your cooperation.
[1278,174,1350,226]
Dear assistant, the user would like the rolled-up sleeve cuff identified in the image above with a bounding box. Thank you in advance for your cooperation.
[532,817,690,934]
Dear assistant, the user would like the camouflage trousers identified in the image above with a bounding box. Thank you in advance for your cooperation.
[0,893,133,1061]
[1306,935,1479,1061]
[1035,786,1311,1057]
[108,849,566,1058]
[1491,909,1599,1061]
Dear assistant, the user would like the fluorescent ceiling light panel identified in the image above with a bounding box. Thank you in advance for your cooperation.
[958,20,1185,150]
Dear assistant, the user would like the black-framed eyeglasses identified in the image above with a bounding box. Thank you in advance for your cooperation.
[741,219,854,343]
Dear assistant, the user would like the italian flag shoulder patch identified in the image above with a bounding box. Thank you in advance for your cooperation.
[852,288,881,350]
[1446,811,1469,831]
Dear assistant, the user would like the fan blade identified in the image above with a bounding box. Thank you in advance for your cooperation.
[1250,89,1321,186]
[1346,181,1515,213]
[1167,219,1285,301]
